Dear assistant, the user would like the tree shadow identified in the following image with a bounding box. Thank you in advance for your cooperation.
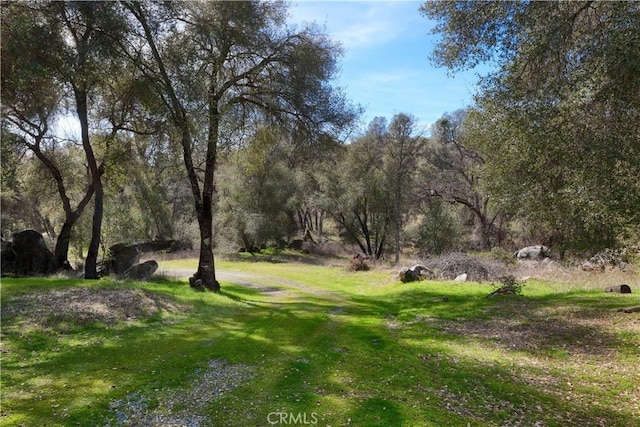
[2,277,638,426]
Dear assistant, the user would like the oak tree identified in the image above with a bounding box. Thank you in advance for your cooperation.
[123,1,357,290]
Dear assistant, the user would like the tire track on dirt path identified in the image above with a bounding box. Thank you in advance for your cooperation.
[157,267,347,314]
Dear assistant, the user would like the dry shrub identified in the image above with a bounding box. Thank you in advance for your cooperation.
[515,260,640,292]
[349,254,371,271]
[421,252,507,282]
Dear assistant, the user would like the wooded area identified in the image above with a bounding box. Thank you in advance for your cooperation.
[2,1,639,288]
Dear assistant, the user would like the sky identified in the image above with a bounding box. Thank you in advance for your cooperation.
[288,1,487,134]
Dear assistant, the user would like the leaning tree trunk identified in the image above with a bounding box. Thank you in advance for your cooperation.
[54,220,74,269]
[85,182,104,279]
[75,87,104,280]
[28,138,95,271]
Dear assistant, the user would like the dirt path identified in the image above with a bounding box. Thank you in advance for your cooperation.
[156,267,345,307]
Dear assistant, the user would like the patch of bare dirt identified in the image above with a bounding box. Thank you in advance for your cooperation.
[415,299,640,357]
[106,359,255,426]
[3,287,187,328]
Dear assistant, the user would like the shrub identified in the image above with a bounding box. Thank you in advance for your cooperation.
[490,246,517,265]
[421,252,506,281]
[487,275,525,298]
[349,254,371,271]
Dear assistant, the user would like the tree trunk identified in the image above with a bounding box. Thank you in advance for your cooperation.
[54,220,73,268]
[85,182,104,279]
[394,190,401,264]
[189,206,220,291]
[188,81,221,292]
[75,87,103,280]
[28,140,95,271]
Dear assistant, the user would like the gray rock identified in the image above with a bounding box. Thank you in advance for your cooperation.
[399,265,435,283]
[121,260,159,281]
[399,267,419,283]
[605,284,632,294]
[1,229,55,276]
[515,245,551,260]
[412,264,434,279]
[105,244,141,276]
[454,273,468,282]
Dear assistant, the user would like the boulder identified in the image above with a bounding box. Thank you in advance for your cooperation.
[0,229,55,276]
[101,240,189,276]
[515,245,551,260]
[412,264,435,279]
[121,260,159,281]
[399,265,435,283]
[454,273,468,282]
[605,284,632,294]
[288,239,304,251]
[104,243,141,276]
[399,267,420,283]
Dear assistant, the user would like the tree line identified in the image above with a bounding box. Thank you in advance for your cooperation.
[2,1,639,289]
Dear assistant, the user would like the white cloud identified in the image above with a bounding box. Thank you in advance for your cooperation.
[289,1,420,50]
[288,1,488,133]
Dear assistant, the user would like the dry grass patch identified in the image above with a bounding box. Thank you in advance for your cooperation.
[420,298,640,356]
[2,287,187,329]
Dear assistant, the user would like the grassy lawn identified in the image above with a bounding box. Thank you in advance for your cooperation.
[1,257,639,426]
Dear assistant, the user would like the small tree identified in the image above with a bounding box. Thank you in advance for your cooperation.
[423,109,503,249]
[384,113,424,263]
[1,3,96,270]
[324,119,392,260]
[217,127,297,250]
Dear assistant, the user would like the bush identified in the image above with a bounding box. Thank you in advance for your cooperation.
[490,247,517,265]
[487,275,525,298]
[349,254,371,271]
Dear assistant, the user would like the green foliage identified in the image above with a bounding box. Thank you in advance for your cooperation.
[490,275,525,297]
[489,246,517,266]
[423,1,640,253]
[407,198,461,256]
[217,127,298,250]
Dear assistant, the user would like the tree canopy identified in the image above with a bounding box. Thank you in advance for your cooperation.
[422,0,640,252]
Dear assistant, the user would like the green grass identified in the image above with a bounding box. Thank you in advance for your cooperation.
[2,258,639,426]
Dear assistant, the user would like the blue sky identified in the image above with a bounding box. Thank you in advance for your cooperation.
[288,1,487,134]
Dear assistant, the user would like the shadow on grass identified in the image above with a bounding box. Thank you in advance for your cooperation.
[2,276,638,427]
[219,250,340,266]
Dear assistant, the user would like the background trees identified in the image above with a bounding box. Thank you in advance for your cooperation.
[216,127,297,252]
[422,1,640,254]
[321,114,425,261]
[423,109,503,249]
[3,0,637,278]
